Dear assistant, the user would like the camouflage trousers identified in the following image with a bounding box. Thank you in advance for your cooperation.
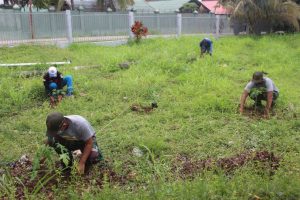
[249,90,279,106]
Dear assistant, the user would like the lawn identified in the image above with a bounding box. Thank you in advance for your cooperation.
[0,34,299,199]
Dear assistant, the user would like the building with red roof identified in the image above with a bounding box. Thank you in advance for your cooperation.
[199,0,231,15]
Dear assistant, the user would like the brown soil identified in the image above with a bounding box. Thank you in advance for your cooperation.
[0,150,280,199]
[241,106,267,119]
[130,102,157,113]
[172,150,280,179]
[0,158,133,199]
[241,105,297,120]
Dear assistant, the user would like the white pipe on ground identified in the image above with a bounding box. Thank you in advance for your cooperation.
[0,60,71,67]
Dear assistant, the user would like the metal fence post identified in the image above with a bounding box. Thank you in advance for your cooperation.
[176,13,182,37]
[154,10,160,33]
[79,10,85,35]
[128,11,134,38]
[65,10,73,43]
[215,14,220,38]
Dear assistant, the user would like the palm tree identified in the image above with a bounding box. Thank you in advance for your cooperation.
[30,0,61,10]
[52,0,72,11]
[32,0,51,9]
[219,0,300,34]
[56,0,64,10]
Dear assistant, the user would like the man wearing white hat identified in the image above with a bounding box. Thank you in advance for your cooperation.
[43,66,74,98]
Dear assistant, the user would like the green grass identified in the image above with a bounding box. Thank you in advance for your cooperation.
[0,34,300,199]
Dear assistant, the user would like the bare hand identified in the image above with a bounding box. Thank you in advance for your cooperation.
[50,96,56,107]
[58,95,63,103]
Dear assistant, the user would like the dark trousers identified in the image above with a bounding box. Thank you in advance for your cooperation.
[49,136,103,168]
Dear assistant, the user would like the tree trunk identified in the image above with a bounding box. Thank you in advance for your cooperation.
[71,0,74,10]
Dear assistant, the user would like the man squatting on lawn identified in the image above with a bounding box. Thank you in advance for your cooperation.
[199,38,213,57]
[45,112,103,174]
[239,71,279,117]
[43,66,74,106]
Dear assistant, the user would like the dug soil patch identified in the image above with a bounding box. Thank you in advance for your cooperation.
[0,158,134,199]
[172,150,280,179]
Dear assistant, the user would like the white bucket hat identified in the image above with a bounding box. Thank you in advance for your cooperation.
[48,66,57,78]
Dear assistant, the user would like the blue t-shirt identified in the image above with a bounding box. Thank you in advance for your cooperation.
[200,38,212,48]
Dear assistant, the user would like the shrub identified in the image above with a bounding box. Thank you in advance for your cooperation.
[131,21,148,43]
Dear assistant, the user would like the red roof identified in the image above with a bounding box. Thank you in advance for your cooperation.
[200,0,231,15]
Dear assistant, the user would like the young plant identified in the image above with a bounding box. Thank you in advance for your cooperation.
[31,145,64,180]
[55,143,71,168]
[249,87,266,109]
[131,21,148,43]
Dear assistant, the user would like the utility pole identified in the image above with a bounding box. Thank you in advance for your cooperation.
[71,0,74,10]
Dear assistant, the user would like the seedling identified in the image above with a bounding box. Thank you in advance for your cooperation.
[249,87,266,109]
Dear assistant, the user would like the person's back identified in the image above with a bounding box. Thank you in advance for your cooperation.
[45,112,103,174]
[199,38,213,56]
[240,72,279,118]
[246,77,278,92]
[58,115,95,142]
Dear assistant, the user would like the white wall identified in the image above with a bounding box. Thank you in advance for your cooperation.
[0,0,3,5]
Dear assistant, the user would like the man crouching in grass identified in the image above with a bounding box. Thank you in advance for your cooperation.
[239,71,279,118]
[199,38,213,57]
[45,112,103,174]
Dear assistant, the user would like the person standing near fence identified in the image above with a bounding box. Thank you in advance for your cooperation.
[199,38,213,57]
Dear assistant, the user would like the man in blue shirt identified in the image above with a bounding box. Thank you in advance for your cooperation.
[200,38,213,57]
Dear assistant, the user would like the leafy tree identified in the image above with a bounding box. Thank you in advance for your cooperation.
[97,0,134,11]
[32,0,51,9]
[179,2,198,13]
[219,0,300,33]
[31,0,70,11]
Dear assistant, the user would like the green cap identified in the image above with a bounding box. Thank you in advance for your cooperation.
[252,71,263,83]
[46,112,64,134]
